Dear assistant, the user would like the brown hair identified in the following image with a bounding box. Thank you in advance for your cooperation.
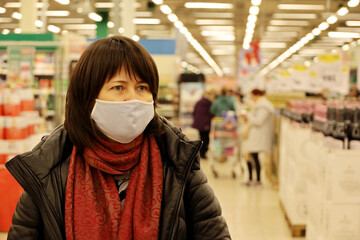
[251,88,266,96]
[64,36,163,153]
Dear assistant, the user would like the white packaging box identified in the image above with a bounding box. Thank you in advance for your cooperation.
[0,140,9,154]
[324,150,360,203]
[323,203,360,240]
[285,187,307,225]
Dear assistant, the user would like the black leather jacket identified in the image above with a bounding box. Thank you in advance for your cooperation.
[6,118,231,240]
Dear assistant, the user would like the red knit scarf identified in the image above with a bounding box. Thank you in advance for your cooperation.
[64,134,163,239]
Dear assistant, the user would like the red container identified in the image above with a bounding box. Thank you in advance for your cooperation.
[0,168,23,231]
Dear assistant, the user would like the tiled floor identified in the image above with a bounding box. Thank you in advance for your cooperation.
[0,159,304,240]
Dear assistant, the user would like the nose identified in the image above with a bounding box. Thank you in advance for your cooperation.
[123,88,137,101]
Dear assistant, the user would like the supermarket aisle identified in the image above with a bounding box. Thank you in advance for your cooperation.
[0,160,303,240]
[200,159,304,240]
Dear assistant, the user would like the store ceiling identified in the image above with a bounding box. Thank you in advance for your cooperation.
[0,0,359,78]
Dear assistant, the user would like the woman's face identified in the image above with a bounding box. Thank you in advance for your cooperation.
[97,68,153,102]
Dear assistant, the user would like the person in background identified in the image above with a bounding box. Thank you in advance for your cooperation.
[240,88,274,186]
[210,87,235,117]
[5,36,230,240]
[192,89,216,159]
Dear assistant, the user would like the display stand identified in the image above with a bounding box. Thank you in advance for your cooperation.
[0,33,63,232]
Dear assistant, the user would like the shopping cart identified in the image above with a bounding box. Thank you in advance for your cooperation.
[208,111,240,178]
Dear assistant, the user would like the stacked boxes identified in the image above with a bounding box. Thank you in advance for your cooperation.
[0,88,39,164]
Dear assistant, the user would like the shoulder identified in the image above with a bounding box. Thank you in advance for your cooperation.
[7,125,73,180]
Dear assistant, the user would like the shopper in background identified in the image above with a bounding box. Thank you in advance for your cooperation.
[192,88,216,159]
[5,36,230,240]
[240,88,274,186]
[210,87,235,117]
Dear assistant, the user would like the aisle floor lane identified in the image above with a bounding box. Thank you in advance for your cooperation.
[0,159,304,240]
[201,159,305,240]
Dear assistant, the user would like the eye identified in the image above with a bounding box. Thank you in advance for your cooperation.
[111,85,123,91]
[138,85,149,91]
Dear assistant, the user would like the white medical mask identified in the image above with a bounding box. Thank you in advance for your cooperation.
[91,99,154,143]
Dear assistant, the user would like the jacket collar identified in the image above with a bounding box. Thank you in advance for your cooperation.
[12,119,201,182]
[156,117,202,179]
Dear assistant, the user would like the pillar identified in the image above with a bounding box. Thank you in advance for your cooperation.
[20,0,37,33]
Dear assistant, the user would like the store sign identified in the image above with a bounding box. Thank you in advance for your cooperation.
[308,64,322,93]
[317,54,348,94]
[277,71,293,92]
[7,46,35,87]
[291,64,309,92]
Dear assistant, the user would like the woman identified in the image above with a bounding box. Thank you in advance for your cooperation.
[241,89,274,186]
[5,36,230,239]
[192,89,216,159]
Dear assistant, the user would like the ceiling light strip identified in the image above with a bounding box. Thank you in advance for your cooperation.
[259,0,354,77]
[152,0,223,76]
[242,0,262,49]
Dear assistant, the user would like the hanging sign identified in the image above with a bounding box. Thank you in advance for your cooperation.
[291,64,309,92]
[317,54,345,94]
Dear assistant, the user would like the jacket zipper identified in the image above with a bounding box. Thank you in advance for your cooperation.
[6,156,62,240]
[168,142,201,240]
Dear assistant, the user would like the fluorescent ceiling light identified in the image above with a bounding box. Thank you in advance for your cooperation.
[54,0,69,5]
[342,44,350,50]
[318,22,329,30]
[348,0,360,7]
[195,19,233,25]
[337,27,360,32]
[136,12,153,17]
[212,49,235,55]
[0,18,12,23]
[5,2,44,8]
[346,21,360,27]
[88,12,102,22]
[251,0,262,6]
[326,15,338,24]
[95,2,114,8]
[133,18,161,24]
[174,21,183,28]
[337,7,349,16]
[312,28,321,36]
[14,28,21,33]
[184,2,233,9]
[270,20,309,26]
[277,4,325,10]
[248,15,257,23]
[193,12,233,18]
[260,42,287,48]
[48,25,60,33]
[246,22,255,29]
[44,11,69,17]
[152,0,163,4]
[167,14,178,22]
[273,13,316,19]
[201,31,234,36]
[267,26,302,31]
[132,35,140,41]
[265,32,298,37]
[160,5,172,14]
[249,6,259,15]
[306,33,314,40]
[94,2,141,8]
[48,18,85,24]
[200,26,234,31]
[107,22,114,28]
[35,20,43,27]
[0,7,5,14]
[204,35,235,41]
[328,32,360,38]
[63,24,97,30]
[11,12,22,20]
